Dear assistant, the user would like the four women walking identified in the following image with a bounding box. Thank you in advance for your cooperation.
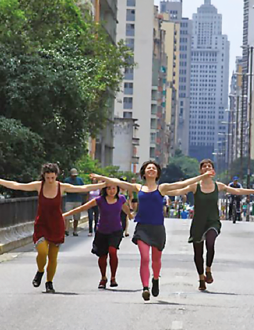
[1,160,254,299]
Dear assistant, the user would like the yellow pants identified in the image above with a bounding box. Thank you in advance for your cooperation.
[36,240,59,282]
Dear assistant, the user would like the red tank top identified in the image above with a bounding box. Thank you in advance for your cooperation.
[33,181,65,244]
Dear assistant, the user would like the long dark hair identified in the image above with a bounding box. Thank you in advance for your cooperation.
[40,163,60,181]
[101,185,120,200]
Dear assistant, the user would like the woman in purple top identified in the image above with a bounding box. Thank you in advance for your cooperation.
[91,162,214,301]
[63,184,132,289]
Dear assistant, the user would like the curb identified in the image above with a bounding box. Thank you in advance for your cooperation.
[0,216,88,255]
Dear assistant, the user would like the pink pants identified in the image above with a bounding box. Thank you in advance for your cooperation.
[137,240,162,287]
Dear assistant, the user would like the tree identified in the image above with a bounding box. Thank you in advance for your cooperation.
[0,116,44,183]
[0,0,133,176]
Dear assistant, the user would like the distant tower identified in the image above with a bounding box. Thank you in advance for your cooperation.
[189,1,230,166]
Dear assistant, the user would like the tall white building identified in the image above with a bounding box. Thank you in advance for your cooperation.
[189,0,230,166]
[114,0,154,169]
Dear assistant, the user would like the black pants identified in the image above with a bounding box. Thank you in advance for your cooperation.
[193,229,217,275]
[229,198,241,220]
[120,211,127,232]
[88,206,99,233]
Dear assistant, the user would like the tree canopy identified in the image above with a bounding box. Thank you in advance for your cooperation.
[0,0,133,179]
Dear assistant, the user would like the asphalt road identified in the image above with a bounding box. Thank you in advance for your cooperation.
[1,218,254,330]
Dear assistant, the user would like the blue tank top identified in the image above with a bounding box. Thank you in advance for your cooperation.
[135,187,164,225]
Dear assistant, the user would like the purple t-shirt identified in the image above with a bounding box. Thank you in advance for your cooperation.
[89,189,100,201]
[96,195,126,234]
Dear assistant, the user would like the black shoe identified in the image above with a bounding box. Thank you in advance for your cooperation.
[142,287,150,301]
[65,231,69,236]
[73,231,78,237]
[110,279,118,287]
[32,271,44,287]
[45,281,55,293]
[151,278,159,297]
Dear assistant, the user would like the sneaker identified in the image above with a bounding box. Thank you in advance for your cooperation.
[142,287,150,301]
[45,281,55,293]
[205,271,214,284]
[98,278,107,289]
[110,279,118,287]
[151,278,159,297]
[65,231,69,237]
[198,279,206,291]
[73,231,78,237]
[88,233,93,237]
[32,271,44,287]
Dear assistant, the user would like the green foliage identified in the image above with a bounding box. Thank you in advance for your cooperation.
[0,0,133,178]
[75,155,137,184]
[160,150,199,183]
[0,116,44,182]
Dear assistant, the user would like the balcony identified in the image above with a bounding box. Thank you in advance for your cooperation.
[132,156,139,164]
[132,137,140,146]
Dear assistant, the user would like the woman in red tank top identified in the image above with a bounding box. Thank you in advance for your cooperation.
[0,163,105,293]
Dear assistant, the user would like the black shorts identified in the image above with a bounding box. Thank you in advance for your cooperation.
[91,230,123,257]
[131,198,138,203]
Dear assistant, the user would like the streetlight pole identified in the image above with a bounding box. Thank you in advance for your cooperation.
[246,46,253,221]
[240,74,245,182]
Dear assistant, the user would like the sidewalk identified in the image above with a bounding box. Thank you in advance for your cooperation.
[0,212,88,255]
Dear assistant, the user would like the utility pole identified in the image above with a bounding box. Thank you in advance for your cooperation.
[240,74,245,182]
[246,46,253,221]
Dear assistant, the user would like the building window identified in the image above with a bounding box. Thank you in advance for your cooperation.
[126,9,135,22]
[127,0,136,6]
[124,67,134,80]
[126,38,135,51]
[123,97,133,109]
[123,111,132,118]
[126,23,135,37]
[124,82,133,95]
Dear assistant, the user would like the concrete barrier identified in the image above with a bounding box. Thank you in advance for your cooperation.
[0,216,88,255]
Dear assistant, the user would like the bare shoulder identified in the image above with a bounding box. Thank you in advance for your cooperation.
[190,182,198,194]
[216,181,226,191]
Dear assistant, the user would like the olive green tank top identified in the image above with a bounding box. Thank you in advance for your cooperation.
[188,182,221,243]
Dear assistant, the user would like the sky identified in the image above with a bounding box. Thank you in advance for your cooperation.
[154,0,244,77]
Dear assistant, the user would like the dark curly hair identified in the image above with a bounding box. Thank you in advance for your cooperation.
[139,161,161,181]
[40,163,60,181]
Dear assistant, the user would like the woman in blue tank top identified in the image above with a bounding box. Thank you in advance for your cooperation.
[91,161,213,301]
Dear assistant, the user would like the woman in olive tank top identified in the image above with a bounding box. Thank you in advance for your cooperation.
[90,162,214,301]
[169,159,254,291]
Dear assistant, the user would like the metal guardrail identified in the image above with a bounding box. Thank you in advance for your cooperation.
[0,196,69,229]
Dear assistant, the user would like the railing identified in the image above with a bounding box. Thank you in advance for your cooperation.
[0,196,68,229]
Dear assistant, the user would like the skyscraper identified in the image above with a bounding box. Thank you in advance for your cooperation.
[189,0,230,165]
[160,0,192,155]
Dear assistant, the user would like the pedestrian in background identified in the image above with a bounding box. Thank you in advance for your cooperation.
[64,168,84,236]
[0,163,105,293]
[88,177,101,236]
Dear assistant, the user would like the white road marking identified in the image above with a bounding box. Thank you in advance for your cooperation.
[171,321,183,330]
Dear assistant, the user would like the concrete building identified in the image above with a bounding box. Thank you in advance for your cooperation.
[189,0,230,168]
[151,6,169,167]
[161,16,180,157]
[160,0,192,156]
[229,57,243,165]
[114,0,155,168]
[113,118,139,172]
[93,0,118,166]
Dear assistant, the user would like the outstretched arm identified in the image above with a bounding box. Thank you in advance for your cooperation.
[0,179,40,192]
[166,184,196,197]
[90,174,140,192]
[63,199,97,218]
[218,182,254,195]
[160,171,214,195]
[62,182,106,194]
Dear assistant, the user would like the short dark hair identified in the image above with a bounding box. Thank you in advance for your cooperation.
[40,163,60,181]
[139,161,161,181]
[199,159,215,170]
[101,185,120,199]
